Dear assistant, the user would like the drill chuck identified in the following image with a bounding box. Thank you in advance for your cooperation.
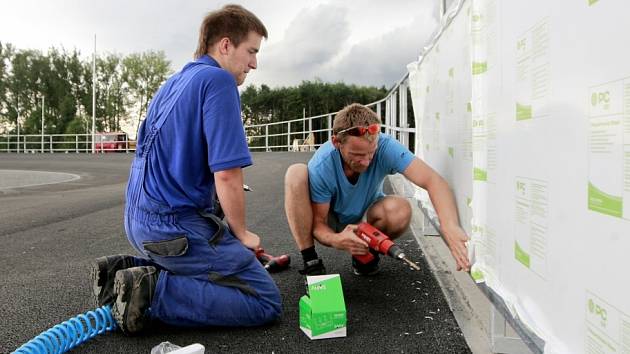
[387,244,405,259]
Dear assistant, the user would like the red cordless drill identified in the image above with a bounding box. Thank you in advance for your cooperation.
[256,248,291,273]
[354,222,420,270]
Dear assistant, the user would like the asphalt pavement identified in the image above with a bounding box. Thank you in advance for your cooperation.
[0,153,471,354]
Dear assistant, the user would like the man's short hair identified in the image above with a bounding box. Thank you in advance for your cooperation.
[333,103,381,142]
[194,4,268,59]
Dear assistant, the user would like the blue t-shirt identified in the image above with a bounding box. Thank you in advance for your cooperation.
[136,55,251,213]
[308,133,415,225]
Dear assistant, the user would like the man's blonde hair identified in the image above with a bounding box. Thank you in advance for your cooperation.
[332,103,381,142]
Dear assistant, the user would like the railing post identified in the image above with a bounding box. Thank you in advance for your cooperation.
[327,114,332,141]
[287,122,291,151]
[385,99,391,136]
[309,117,312,139]
[399,81,408,149]
[377,102,382,120]
[76,135,79,153]
[391,91,398,140]
[49,135,53,153]
[265,125,269,152]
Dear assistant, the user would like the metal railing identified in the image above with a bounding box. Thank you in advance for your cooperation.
[0,133,135,153]
[245,74,415,153]
[1,75,414,154]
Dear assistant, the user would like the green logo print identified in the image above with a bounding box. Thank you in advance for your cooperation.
[517,38,527,52]
[516,103,532,120]
[588,0,599,6]
[516,181,526,195]
[472,62,487,75]
[591,91,610,110]
[588,298,608,327]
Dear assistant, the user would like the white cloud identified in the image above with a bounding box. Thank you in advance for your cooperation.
[248,2,438,88]
[320,12,438,87]
[250,4,351,87]
[0,0,439,88]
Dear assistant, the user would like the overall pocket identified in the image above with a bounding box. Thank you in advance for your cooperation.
[143,236,188,257]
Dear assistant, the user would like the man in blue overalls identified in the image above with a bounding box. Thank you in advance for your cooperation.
[90,5,281,334]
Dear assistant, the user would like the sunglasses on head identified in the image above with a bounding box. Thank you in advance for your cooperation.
[337,123,380,137]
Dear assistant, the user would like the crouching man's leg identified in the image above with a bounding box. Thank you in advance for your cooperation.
[284,163,326,275]
[365,195,412,240]
[350,196,411,276]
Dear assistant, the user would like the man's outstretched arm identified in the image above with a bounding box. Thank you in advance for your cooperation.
[402,158,471,271]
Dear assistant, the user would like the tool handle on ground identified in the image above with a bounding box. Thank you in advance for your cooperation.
[256,248,291,272]
[265,254,291,272]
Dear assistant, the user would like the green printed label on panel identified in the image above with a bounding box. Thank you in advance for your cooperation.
[514,241,531,268]
[471,269,485,282]
[448,68,454,78]
[588,0,599,5]
[588,182,622,217]
[467,102,472,112]
[472,61,487,75]
[516,103,532,120]
[473,168,487,181]
[448,147,454,158]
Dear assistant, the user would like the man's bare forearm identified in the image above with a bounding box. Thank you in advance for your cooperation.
[215,168,247,239]
[312,221,338,248]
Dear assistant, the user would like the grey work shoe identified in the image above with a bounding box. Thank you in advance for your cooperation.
[90,255,136,307]
[352,254,380,276]
[111,266,159,335]
[299,258,327,276]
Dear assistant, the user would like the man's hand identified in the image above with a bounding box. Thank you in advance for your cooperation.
[442,225,470,271]
[237,230,261,250]
[332,224,369,256]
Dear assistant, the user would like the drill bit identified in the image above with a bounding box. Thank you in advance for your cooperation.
[400,256,421,270]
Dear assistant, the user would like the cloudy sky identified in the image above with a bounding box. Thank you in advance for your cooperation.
[0,0,438,88]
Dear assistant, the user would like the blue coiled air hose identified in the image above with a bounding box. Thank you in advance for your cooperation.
[13,305,117,354]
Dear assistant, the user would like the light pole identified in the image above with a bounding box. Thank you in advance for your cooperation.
[16,97,20,153]
[92,34,96,154]
[41,95,45,153]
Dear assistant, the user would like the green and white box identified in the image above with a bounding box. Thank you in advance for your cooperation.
[299,274,347,340]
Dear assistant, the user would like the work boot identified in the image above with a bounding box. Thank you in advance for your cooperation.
[111,266,159,335]
[298,258,326,276]
[90,255,136,307]
[352,253,380,276]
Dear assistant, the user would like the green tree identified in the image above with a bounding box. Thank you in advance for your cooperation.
[123,51,171,135]
[241,80,388,148]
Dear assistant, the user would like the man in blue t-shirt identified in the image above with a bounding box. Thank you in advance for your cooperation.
[90,5,281,335]
[285,103,471,276]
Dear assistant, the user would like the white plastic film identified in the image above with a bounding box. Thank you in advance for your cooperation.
[408,1,630,353]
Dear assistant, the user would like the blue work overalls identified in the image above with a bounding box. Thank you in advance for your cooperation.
[123,66,281,328]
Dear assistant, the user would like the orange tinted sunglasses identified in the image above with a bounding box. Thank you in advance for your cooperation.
[337,123,380,137]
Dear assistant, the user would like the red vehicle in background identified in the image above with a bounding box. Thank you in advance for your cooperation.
[94,132,134,153]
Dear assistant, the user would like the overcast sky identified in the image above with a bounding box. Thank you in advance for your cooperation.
[0,0,438,88]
